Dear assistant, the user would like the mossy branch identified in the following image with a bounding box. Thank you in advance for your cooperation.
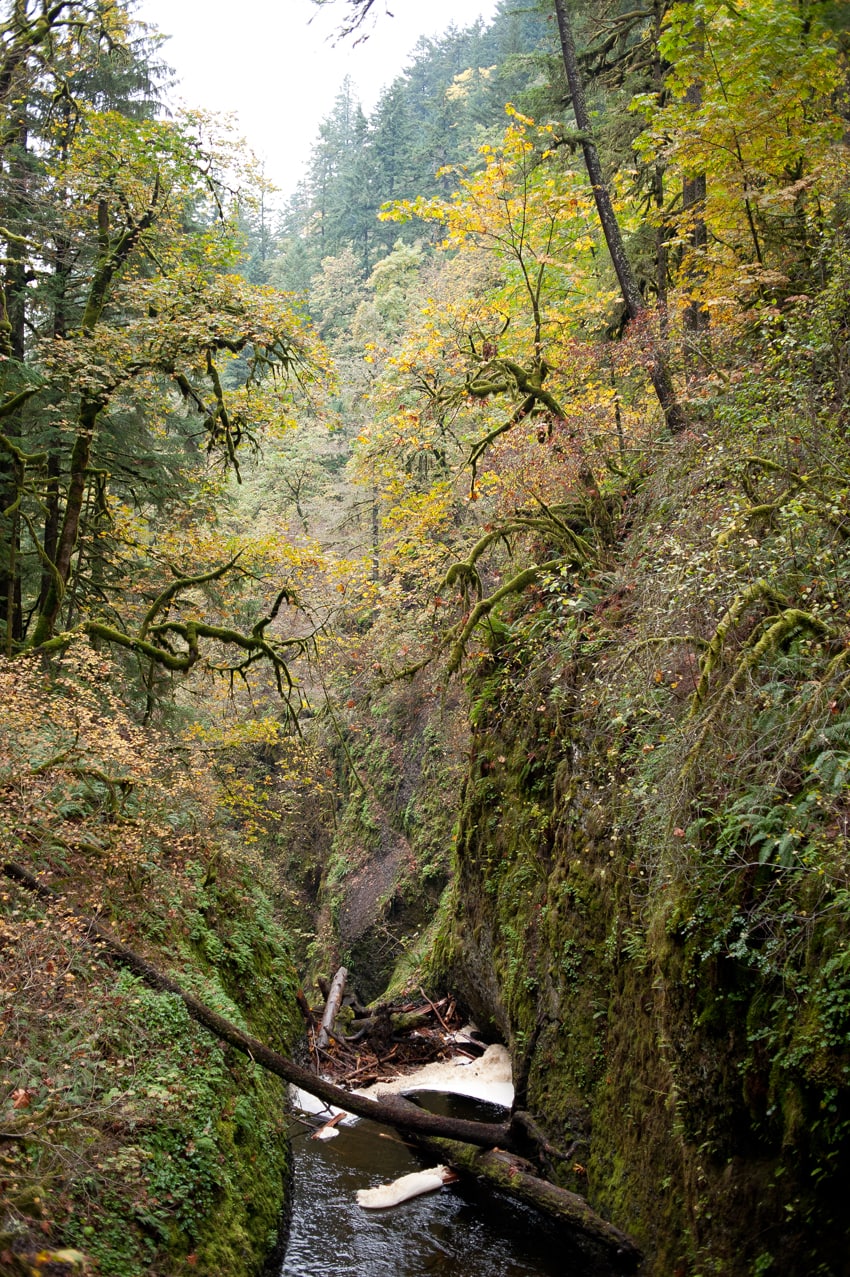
[72,765,133,813]
[743,455,806,476]
[468,393,536,486]
[446,557,565,674]
[28,732,81,777]
[442,524,530,600]
[34,589,312,706]
[689,579,791,714]
[442,512,594,609]
[0,224,35,248]
[464,356,569,487]
[744,492,795,519]
[682,607,834,781]
[138,556,243,638]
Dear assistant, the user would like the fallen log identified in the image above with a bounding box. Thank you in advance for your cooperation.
[3,860,642,1262]
[316,965,348,1051]
[405,1121,641,1268]
[347,1009,432,1039]
[1,861,510,1151]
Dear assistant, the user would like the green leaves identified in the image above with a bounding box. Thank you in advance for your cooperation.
[634,0,846,310]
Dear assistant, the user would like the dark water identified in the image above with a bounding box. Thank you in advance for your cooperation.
[280,1093,612,1277]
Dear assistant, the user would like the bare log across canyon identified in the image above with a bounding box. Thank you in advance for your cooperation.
[3,859,641,1265]
[2,860,511,1149]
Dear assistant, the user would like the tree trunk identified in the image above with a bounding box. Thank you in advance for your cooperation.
[29,405,98,647]
[552,0,685,433]
[316,965,348,1050]
[0,112,28,649]
[1,860,511,1151]
[681,14,710,373]
[651,0,670,338]
[39,218,72,616]
[29,189,159,648]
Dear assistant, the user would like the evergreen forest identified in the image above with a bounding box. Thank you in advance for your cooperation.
[1,0,849,1273]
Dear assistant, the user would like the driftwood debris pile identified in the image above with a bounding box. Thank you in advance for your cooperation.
[298,965,479,1089]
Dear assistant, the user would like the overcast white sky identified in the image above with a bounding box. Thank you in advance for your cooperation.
[134,0,498,198]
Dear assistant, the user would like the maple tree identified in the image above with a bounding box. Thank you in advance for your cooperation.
[632,0,847,342]
[0,25,328,692]
[350,108,659,671]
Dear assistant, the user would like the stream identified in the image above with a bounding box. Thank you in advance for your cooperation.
[280,1090,616,1277]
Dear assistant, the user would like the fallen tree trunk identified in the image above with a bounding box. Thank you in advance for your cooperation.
[347,1008,431,1039]
[316,965,348,1050]
[408,1123,641,1269]
[3,860,642,1262]
[1,861,510,1151]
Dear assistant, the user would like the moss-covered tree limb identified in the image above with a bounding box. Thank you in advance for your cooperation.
[443,517,593,608]
[138,557,244,638]
[446,557,566,673]
[464,357,569,485]
[682,607,834,780]
[0,3,72,125]
[35,581,312,704]
[467,392,537,485]
[0,388,42,429]
[613,633,708,675]
[443,524,538,600]
[689,578,791,713]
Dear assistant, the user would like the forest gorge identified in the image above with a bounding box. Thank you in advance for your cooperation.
[1,0,849,1272]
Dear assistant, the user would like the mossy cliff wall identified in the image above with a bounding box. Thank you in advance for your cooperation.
[1,858,300,1277]
[433,430,850,1277]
